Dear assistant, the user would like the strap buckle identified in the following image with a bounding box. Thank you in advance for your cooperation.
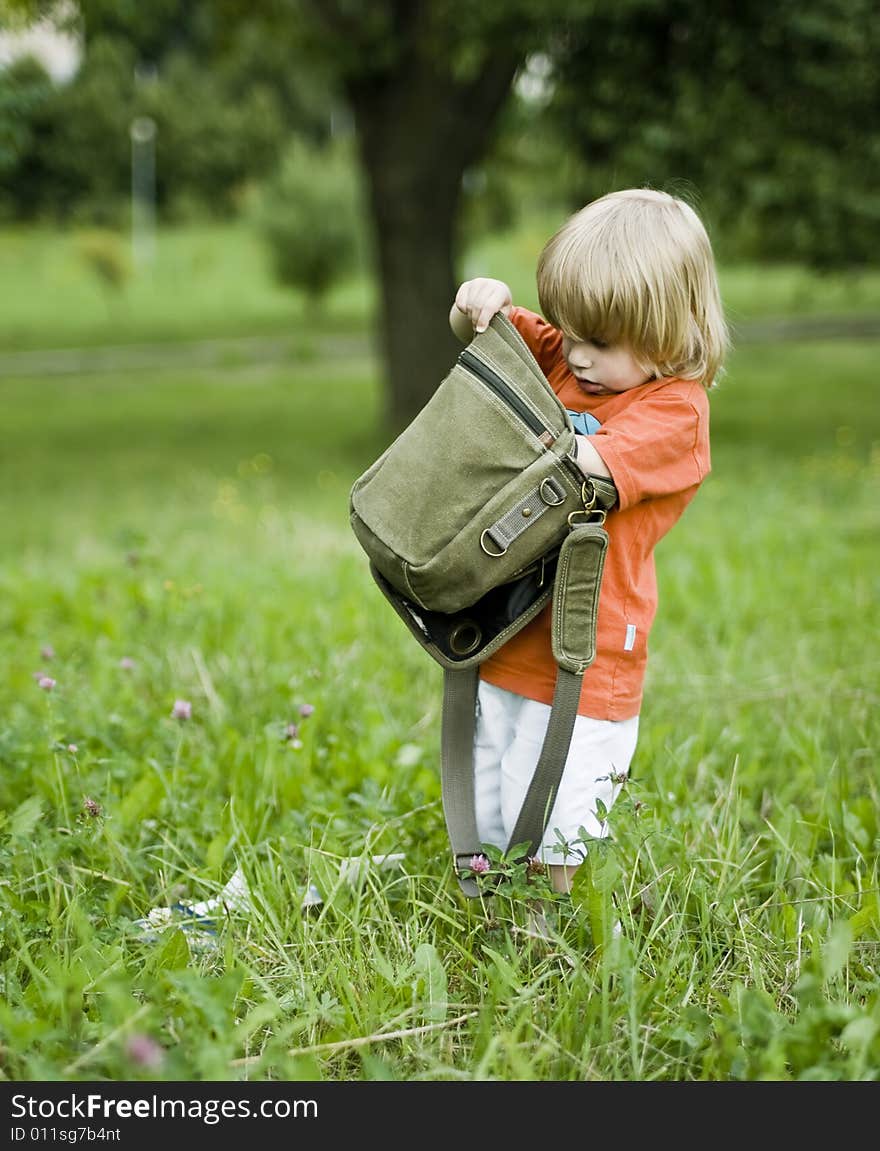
[568,507,607,527]
[567,478,606,527]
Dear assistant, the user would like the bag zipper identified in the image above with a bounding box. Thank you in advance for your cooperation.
[459,348,553,441]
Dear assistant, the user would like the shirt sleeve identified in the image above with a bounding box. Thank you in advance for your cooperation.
[590,383,711,512]
[508,306,564,377]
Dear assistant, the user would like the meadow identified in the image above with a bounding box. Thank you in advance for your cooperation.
[0,221,878,1082]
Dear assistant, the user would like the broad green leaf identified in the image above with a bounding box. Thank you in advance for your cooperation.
[570,851,619,952]
[144,928,191,973]
[480,945,523,994]
[822,920,853,982]
[505,841,532,862]
[848,894,879,939]
[839,1016,878,1054]
[413,942,447,1024]
[9,796,43,840]
[372,950,399,987]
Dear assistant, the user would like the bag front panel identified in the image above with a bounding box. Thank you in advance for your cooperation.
[349,313,581,612]
[350,360,561,569]
[404,447,583,613]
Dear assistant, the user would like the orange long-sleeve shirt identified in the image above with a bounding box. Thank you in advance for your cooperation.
[479,306,712,720]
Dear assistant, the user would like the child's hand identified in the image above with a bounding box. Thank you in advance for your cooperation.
[452,278,513,335]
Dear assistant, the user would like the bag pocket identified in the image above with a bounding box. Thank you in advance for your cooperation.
[404,449,581,613]
[349,357,553,570]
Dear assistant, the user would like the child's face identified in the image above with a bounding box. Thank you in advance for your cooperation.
[562,335,655,397]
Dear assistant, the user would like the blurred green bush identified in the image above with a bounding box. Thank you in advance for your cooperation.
[76,228,130,294]
[252,139,367,308]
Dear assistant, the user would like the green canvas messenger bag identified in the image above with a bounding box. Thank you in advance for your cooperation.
[349,313,617,896]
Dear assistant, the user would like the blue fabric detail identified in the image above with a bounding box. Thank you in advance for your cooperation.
[567,410,601,436]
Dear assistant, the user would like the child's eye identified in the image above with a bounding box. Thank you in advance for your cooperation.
[564,331,611,351]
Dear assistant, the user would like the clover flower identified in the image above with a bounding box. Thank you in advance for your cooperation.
[82,796,102,818]
[299,703,315,718]
[38,676,56,691]
[119,657,136,671]
[469,854,490,875]
[124,1033,164,1070]
[171,699,192,720]
[41,644,55,660]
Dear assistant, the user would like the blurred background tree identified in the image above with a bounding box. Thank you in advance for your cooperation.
[0,52,55,218]
[290,0,557,428]
[1,0,878,427]
[254,137,364,310]
[542,0,880,270]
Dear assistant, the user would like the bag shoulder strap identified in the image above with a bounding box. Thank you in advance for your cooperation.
[443,522,610,896]
[441,662,585,897]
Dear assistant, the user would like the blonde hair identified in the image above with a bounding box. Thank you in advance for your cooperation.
[537,188,729,387]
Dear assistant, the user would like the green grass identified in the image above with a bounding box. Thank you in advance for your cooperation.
[0,222,878,1083]
[0,222,374,351]
[1,219,879,352]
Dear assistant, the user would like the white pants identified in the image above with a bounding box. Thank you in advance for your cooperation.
[473,680,639,864]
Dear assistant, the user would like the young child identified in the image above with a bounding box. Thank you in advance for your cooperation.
[449,188,728,895]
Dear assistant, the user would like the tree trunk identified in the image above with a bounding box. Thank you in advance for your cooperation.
[356,123,463,431]
[342,33,524,432]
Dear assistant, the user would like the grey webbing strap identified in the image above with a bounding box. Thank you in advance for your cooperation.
[482,477,566,554]
[441,664,585,896]
[508,523,608,858]
[440,666,482,897]
[441,523,609,896]
[505,667,584,858]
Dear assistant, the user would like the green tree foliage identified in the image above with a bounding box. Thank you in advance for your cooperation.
[0,1,318,221]
[44,35,135,223]
[546,0,880,269]
[0,54,55,218]
[74,0,211,61]
[1,35,139,224]
[139,53,286,220]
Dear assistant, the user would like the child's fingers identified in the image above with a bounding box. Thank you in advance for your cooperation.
[475,297,507,332]
[455,279,509,332]
[453,287,479,329]
[454,283,470,313]
[473,289,505,332]
[474,305,492,332]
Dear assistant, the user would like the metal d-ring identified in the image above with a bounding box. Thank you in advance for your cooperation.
[539,476,566,506]
[480,529,507,557]
[580,480,598,512]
